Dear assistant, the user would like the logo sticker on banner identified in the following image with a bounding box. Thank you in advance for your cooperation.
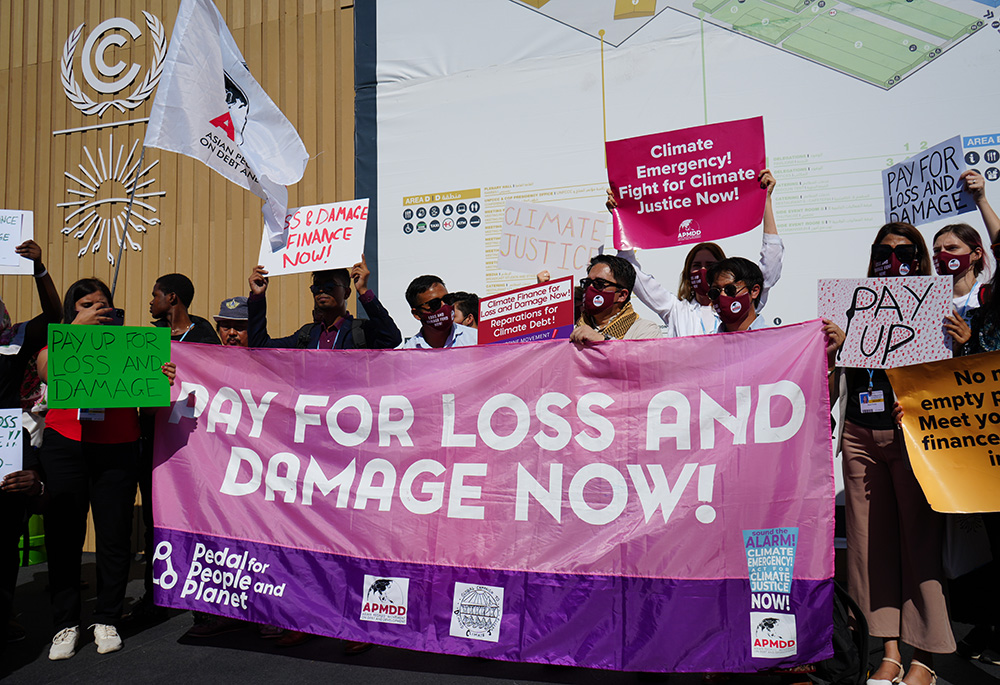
[361,576,410,625]
[751,613,797,658]
[451,583,504,642]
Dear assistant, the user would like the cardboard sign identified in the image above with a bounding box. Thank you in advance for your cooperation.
[0,210,33,275]
[478,276,574,344]
[257,199,369,276]
[887,352,1000,512]
[46,325,172,408]
[818,276,952,369]
[497,201,607,278]
[882,136,973,227]
[606,117,766,250]
[0,409,22,480]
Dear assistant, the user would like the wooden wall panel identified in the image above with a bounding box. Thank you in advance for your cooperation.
[1,0,356,340]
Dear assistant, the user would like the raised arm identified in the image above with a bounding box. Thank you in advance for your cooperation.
[961,170,1000,245]
[756,170,784,310]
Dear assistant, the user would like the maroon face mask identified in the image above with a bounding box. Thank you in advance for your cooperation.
[871,244,918,278]
[690,268,710,296]
[583,285,617,315]
[714,291,753,327]
[934,251,972,276]
[420,303,454,331]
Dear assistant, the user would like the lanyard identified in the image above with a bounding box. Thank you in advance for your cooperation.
[177,323,195,342]
[866,369,874,391]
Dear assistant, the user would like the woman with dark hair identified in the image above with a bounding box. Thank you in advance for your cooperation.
[611,170,782,336]
[829,224,954,685]
[35,279,142,660]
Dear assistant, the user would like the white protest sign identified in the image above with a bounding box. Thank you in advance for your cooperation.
[257,199,369,276]
[497,200,607,278]
[0,210,33,274]
[0,409,23,480]
[818,276,952,369]
[882,136,973,227]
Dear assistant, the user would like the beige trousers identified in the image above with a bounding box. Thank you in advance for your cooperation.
[842,420,955,654]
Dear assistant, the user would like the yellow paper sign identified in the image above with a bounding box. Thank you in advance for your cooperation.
[886,351,1000,513]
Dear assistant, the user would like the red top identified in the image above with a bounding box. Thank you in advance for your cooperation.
[46,407,141,444]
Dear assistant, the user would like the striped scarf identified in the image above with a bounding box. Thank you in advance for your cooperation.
[580,302,639,340]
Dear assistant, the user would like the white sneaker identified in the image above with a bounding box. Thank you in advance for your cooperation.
[92,623,123,654]
[48,626,80,660]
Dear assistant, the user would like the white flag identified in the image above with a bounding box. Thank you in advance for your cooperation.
[144,0,308,251]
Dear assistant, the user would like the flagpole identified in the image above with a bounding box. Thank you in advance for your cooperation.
[110,145,146,300]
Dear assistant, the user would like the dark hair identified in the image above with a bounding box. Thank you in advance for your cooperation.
[444,291,479,324]
[63,278,113,323]
[405,275,445,308]
[312,269,350,289]
[707,257,764,307]
[933,223,988,277]
[588,254,636,302]
[868,222,932,277]
[155,273,195,308]
[678,242,726,301]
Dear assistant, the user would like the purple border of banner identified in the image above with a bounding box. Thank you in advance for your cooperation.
[154,527,833,673]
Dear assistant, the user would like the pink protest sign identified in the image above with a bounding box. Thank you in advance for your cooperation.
[606,117,766,249]
[152,322,833,672]
[477,276,575,344]
[818,276,952,368]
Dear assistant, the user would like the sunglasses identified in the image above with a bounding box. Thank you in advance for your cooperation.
[707,283,747,301]
[414,297,445,313]
[310,282,347,295]
[579,277,620,291]
[871,244,917,263]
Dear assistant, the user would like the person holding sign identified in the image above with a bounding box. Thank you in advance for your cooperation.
[248,255,401,350]
[610,170,782,337]
[1,239,60,659]
[569,254,661,342]
[828,224,954,685]
[34,279,166,661]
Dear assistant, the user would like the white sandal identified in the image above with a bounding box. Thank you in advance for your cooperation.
[867,656,904,685]
[901,659,937,685]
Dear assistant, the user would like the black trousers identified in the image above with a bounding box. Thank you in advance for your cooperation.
[0,492,28,639]
[39,428,138,631]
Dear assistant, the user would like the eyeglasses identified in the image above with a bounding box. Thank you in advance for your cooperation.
[707,283,747,301]
[579,277,619,291]
[414,297,444,313]
[310,282,347,295]
[871,244,917,263]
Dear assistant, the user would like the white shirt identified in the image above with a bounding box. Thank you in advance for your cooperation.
[954,281,982,324]
[397,323,478,349]
[619,232,784,338]
[714,315,769,334]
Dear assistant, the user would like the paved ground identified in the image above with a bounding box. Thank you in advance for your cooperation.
[3,555,999,683]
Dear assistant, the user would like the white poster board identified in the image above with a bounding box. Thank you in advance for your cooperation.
[0,409,23,480]
[498,200,607,278]
[257,199,369,276]
[0,210,33,275]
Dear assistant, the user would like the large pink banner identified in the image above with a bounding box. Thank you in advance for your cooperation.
[152,321,834,672]
[607,117,767,249]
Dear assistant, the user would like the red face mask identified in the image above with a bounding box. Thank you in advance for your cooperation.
[420,303,454,331]
[583,285,617,315]
[690,268,710,296]
[934,251,972,276]
[714,291,752,327]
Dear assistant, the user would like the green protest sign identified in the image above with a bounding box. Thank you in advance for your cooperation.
[47,325,171,408]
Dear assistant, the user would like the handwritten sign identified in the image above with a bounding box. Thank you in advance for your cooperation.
[882,136,973,227]
[0,409,22,480]
[46,325,171,408]
[0,210,33,275]
[257,199,369,276]
[887,352,1000,512]
[606,117,766,250]
[478,276,574,344]
[818,276,952,369]
[497,201,606,278]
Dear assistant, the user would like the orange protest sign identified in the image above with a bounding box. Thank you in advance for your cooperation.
[886,351,1000,513]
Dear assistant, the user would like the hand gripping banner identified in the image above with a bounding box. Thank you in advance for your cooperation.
[152,321,834,672]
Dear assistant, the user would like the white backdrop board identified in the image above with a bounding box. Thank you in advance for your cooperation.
[362,1,1000,330]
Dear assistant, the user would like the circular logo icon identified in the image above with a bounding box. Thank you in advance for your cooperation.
[593,294,605,307]
[416,207,427,219]
[443,204,454,215]
[899,263,910,275]
[730,301,742,314]
[443,218,455,230]
[416,221,427,233]
[403,208,413,220]
[456,203,467,214]
[470,215,481,228]
[403,223,414,234]
[986,149,1000,164]
[454,586,502,639]
[430,219,441,231]
[429,205,440,217]
[966,151,981,165]
[457,217,468,229]
[986,167,1000,182]
[948,258,960,271]
[469,201,481,213]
